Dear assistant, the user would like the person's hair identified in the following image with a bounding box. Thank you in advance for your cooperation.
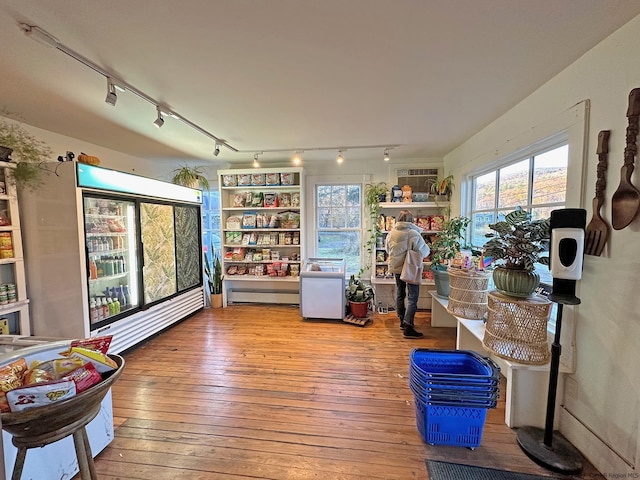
[397,210,413,223]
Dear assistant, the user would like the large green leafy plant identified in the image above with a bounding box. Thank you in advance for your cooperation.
[482,207,550,272]
[429,216,471,270]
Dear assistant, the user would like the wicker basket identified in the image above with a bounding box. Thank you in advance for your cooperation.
[446,267,491,319]
[483,291,552,365]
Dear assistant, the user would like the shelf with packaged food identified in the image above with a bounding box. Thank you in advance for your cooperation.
[218,167,305,306]
[0,163,30,335]
[371,201,449,310]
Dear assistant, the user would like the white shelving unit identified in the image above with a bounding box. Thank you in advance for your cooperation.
[372,201,449,310]
[0,163,30,335]
[218,167,304,306]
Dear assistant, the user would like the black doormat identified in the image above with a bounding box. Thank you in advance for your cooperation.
[426,460,561,480]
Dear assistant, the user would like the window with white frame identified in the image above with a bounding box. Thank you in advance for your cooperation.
[470,143,568,285]
[316,184,361,276]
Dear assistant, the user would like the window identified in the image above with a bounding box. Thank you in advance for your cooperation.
[470,143,568,284]
[316,184,361,276]
[202,189,221,257]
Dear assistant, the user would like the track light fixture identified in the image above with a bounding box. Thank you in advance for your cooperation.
[384,148,390,162]
[253,153,261,168]
[19,23,237,153]
[213,142,220,157]
[153,106,164,128]
[336,151,344,164]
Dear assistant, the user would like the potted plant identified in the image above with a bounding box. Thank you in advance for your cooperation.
[482,207,550,297]
[345,274,374,318]
[431,174,454,201]
[361,182,388,278]
[172,164,210,190]
[0,117,52,191]
[204,246,223,308]
[429,216,471,297]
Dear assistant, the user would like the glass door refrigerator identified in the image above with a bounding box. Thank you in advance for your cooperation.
[19,162,205,353]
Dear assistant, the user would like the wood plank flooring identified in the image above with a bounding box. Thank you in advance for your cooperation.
[88,305,604,479]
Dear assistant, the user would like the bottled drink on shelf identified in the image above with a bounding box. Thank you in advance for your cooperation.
[123,284,131,308]
[89,298,98,323]
[89,258,97,280]
[113,296,120,314]
[101,297,109,319]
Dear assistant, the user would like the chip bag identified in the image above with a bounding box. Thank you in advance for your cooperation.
[6,379,76,412]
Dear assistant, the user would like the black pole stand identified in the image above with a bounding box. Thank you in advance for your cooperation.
[516,294,584,474]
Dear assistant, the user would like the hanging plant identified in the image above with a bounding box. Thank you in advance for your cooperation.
[171,164,210,190]
[0,117,52,191]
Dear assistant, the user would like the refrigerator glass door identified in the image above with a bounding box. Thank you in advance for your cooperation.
[84,195,139,330]
[175,205,202,292]
[140,202,177,304]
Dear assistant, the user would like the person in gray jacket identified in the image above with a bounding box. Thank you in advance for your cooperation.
[385,210,431,338]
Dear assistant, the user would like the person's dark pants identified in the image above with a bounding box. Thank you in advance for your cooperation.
[395,274,420,327]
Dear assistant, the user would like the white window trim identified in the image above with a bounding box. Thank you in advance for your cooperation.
[305,174,368,271]
[456,101,589,371]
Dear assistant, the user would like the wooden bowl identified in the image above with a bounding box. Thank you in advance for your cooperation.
[1,354,125,442]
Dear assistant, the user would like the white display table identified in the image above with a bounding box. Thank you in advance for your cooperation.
[429,292,571,429]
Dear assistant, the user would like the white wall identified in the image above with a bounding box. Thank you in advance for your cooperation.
[444,14,640,475]
[0,117,183,181]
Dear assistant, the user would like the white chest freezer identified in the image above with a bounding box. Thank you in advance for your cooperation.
[300,258,346,319]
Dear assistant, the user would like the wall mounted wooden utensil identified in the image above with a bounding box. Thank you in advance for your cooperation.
[585,130,611,256]
[611,88,640,230]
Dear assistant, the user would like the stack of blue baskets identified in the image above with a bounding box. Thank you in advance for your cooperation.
[409,348,500,449]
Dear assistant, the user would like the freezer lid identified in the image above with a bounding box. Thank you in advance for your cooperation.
[301,258,346,275]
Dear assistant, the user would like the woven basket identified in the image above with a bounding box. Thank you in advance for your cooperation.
[446,267,491,319]
[483,291,552,365]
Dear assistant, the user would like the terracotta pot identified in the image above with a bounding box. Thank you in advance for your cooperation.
[349,300,369,318]
[492,266,540,297]
[210,293,223,308]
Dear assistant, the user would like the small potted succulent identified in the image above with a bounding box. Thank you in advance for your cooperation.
[482,207,550,297]
[345,275,374,318]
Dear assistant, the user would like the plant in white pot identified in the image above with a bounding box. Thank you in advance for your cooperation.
[482,207,550,297]
[429,216,470,297]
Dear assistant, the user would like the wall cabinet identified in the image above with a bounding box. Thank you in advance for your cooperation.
[371,201,449,310]
[218,167,304,306]
[0,164,30,335]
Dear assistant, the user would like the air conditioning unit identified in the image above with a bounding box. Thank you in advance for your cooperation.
[395,168,441,195]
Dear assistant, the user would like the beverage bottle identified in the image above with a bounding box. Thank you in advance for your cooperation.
[118,286,127,309]
[101,297,109,318]
[120,255,126,272]
[107,298,115,316]
[113,296,120,314]
[105,256,113,276]
[90,298,97,323]
[107,237,114,251]
[89,258,97,280]
[123,284,131,307]
[96,297,104,321]
[96,259,104,278]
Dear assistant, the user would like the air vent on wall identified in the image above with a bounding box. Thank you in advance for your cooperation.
[396,168,440,195]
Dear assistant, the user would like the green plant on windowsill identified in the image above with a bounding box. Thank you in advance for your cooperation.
[171,164,210,190]
[429,216,471,271]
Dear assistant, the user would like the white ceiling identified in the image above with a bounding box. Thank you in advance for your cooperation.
[1,1,639,168]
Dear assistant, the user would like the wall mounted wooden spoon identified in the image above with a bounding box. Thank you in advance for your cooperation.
[585,130,610,256]
[612,88,640,230]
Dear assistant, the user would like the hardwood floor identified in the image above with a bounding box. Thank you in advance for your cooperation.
[89,305,604,479]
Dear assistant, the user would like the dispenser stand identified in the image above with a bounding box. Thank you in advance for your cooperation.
[516,295,583,474]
